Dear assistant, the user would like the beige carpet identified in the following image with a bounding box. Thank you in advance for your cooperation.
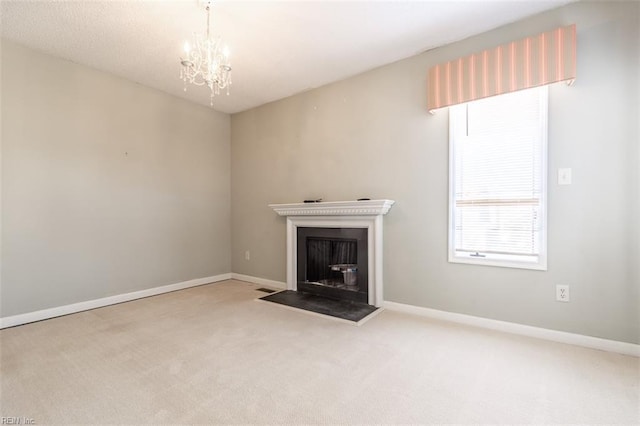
[1,280,638,424]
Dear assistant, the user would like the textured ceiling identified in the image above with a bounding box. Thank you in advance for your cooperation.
[1,0,572,114]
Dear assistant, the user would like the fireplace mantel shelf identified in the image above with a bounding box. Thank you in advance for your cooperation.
[269,199,395,217]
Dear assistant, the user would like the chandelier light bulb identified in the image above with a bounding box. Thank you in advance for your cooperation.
[183,41,191,54]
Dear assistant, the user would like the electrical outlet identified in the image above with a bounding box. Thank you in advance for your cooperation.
[556,285,570,302]
[245,250,250,261]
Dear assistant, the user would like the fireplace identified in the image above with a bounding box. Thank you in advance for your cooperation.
[297,227,368,303]
[269,200,395,307]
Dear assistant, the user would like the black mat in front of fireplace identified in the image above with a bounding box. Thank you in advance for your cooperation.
[259,290,378,323]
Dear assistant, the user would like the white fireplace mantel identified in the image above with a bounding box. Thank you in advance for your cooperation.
[269,200,395,307]
[268,199,395,217]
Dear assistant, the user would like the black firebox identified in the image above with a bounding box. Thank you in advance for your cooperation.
[296,227,368,303]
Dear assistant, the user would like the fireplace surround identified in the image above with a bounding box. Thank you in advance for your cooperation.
[269,200,395,307]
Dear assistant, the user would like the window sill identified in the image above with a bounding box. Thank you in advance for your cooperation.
[448,253,547,271]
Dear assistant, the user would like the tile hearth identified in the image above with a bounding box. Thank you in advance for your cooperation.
[258,290,379,324]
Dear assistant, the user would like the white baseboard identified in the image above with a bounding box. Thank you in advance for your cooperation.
[230,273,287,290]
[0,273,232,329]
[227,274,639,356]
[384,301,639,357]
[4,272,635,357]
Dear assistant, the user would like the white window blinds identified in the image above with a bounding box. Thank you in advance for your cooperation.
[449,86,547,270]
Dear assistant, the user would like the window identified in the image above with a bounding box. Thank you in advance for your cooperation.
[448,86,548,270]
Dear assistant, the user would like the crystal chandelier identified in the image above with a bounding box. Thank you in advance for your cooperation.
[180,1,232,105]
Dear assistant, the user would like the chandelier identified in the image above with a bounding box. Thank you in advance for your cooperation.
[180,1,232,105]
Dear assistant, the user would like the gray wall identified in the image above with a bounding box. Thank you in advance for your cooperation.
[1,40,231,317]
[231,1,639,343]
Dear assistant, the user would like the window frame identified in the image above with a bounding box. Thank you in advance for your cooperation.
[447,86,549,271]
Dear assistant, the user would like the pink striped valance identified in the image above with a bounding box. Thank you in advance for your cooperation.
[428,24,576,112]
